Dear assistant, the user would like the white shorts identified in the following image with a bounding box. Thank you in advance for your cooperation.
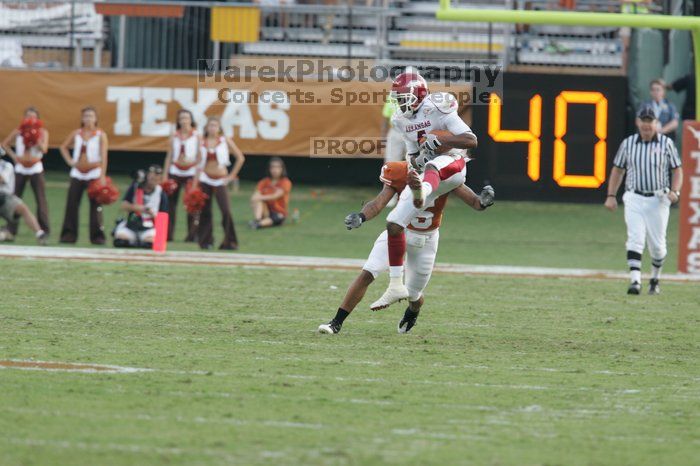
[114,220,156,246]
[363,229,439,301]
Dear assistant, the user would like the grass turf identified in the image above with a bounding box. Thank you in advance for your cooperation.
[1,259,698,465]
[5,171,681,271]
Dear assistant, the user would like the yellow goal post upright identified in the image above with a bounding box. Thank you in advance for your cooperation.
[436,0,700,118]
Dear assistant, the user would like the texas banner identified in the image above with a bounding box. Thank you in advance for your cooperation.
[678,121,700,274]
[0,68,387,157]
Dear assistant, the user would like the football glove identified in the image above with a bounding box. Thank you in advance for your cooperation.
[479,185,495,209]
[419,133,442,153]
[345,212,365,230]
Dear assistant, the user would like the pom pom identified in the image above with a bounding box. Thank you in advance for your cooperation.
[183,182,208,214]
[87,177,120,205]
[160,178,179,196]
[19,117,43,148]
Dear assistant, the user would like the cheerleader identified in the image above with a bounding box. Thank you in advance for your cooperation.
[1,106,50,236]
[162,109,201,241]
[58,106,109,244]
[196,116,245,250]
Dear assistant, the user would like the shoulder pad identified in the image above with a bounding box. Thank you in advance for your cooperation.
[390,112,405,128]
[428,92,458,114]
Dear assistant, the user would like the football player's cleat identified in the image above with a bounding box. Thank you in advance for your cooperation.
[370,280,409,311]
[318,320,342,334]
[648,279,660,295]
[398,308,419,334]
[627,281,641,295]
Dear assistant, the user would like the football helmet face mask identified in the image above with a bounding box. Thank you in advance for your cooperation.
[390,72,428,118]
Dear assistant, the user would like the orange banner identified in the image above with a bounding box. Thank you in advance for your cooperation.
[678,121,700,274]
[0,69,392,157]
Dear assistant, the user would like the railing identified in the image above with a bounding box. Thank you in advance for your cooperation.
[1,0,674,72]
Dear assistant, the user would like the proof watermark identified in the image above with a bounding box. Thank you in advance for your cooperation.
[310,137,387,158]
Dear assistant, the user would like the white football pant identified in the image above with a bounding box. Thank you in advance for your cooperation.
[622,191,671,259]
[363,229,439,301]
[386,155,466,229]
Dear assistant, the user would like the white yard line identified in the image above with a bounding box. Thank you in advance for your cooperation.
[1,406,325,431]
[0,359,152,374]
[1,245,699,281]
[0,437,240,461]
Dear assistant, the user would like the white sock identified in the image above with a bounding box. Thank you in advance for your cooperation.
[412,182,433,200]
[389,266,403,279]
[651,265,662,280]
[35,230,45,238]
[630,270,641,283]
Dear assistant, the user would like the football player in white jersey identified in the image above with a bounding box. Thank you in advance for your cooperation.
[317,159,494,335]
[370,71,478,310]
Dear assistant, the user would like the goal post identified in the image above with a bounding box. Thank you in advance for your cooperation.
[436,0,700,118]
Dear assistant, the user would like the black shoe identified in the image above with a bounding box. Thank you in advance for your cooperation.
[648,279,660,295]
[627,281,641,295]
[318,320,341,334]
[398,308,419,334]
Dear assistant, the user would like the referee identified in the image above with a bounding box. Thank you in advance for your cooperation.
[605,105,683,295]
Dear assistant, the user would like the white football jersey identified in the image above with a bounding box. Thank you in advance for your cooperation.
[391,92,475,159]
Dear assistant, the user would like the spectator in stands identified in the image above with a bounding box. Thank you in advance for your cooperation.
[0,156,47,244]
[1,106,51,238]
[197,116,245,250]
[113,165,168,248]
[638,79,679,140]
[249,157,292,229]
[163,109,201,242]
[58,106,110,244]
[667,71,696,121]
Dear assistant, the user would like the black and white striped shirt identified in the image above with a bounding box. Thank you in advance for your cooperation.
[613,133,682,192]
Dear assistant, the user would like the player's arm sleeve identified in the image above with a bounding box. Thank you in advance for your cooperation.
[442,111,476,140]
[667,140,682,168]
[612,141,627,168]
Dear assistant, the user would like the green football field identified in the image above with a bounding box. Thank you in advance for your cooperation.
[1,259,698,466]
[2,171,698,465]
[4,171,682,271]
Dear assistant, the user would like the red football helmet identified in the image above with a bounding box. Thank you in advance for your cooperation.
[390,72,428,118]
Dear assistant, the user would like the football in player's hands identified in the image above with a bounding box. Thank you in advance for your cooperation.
[479,185,495,209]
[344,212,364,230]
[419,130,452,154]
